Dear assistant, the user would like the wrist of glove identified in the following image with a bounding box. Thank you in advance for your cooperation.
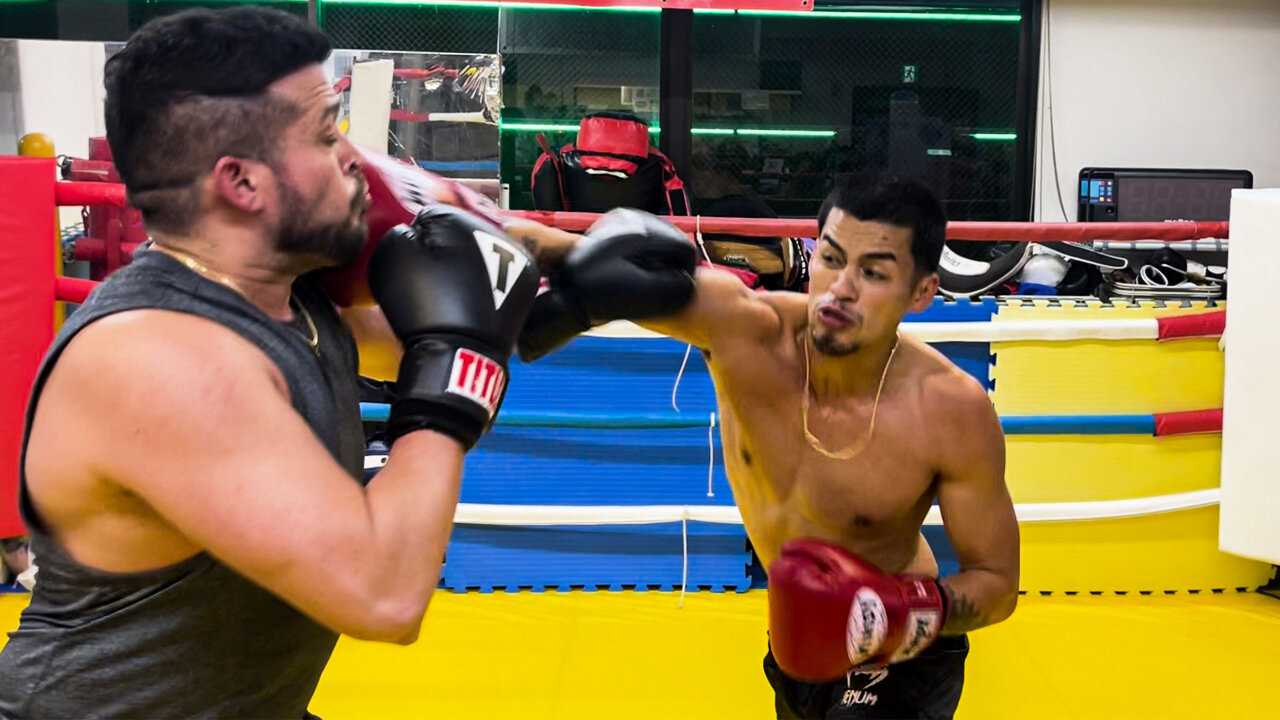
[516,208,698,363]
[516,286,593,363]
[368,203,540,450]
[840,572,948,668]
[385,334,510,451]
[875,574,949,665]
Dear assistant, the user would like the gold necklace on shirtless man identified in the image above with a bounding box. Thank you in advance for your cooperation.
[514,178,1020,720]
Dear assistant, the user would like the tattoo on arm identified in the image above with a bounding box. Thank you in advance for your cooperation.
[503,222,577,272]
[943,590,990,635]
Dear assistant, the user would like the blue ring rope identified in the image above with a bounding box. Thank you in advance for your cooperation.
[360,404,1159,435]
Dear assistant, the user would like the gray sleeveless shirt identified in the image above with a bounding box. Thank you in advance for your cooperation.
[0,250,367,719]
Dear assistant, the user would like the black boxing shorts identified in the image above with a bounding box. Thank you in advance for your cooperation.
[763,634,968,719]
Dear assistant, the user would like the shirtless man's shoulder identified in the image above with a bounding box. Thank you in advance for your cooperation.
[758,291,808,333]
[710,289,804,357]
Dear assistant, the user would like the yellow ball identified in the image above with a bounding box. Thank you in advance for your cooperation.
[18,132,55,158]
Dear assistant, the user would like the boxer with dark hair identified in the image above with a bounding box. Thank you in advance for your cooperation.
[0,7,693,718]
[518,178,1019,719]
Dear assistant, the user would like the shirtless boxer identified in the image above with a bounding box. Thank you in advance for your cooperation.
[517,179,1020,719]
[0,8,693,718]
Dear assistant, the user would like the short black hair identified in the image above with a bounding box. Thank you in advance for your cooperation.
[817,177,948,277]
[103,7,331,232]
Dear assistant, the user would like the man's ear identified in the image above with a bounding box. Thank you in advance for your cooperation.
[909,272,940,313]
[210,157,271,214]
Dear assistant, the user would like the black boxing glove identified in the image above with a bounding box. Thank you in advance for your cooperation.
[368,205,541,449]
[518,208,697,362]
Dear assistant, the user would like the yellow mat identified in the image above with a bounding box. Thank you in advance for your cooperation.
[1005,433,1221,503]
[2,589,1276,719]
[991,300,1224,415]
[1018,506,1275,592]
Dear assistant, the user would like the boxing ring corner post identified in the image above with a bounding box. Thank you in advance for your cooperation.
[0,155,60,538]
[18,134,65,331]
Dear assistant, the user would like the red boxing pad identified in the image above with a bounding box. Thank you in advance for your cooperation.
[319,147,506,306]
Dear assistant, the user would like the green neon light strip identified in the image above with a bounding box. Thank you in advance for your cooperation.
[501,122,1015,141]
[500,123,582,132]
[741,9,1020,21]
[737,128,834,137]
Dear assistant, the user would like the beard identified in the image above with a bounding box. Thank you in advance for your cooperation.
[811,326,860,357]
[273,173,368,267]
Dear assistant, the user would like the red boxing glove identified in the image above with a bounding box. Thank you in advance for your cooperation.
[319,146,508,307]
[767,538,949,682]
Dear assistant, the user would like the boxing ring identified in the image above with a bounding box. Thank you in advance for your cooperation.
[2,154,1278,718]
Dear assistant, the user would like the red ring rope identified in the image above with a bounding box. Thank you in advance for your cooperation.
[56,181,127,208]
[55,277,97,304]
[52,180,1229,242]
[1157,312,1227,341]
[508,210,1228,242]
[1154,409,1223,437]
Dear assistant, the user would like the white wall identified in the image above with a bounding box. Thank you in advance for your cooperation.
[1032,0,1280,221]
[10,40,107,229]
[0,41,22,157]
[14,39,106,161]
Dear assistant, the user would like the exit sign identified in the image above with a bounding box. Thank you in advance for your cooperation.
[902,65,918,83]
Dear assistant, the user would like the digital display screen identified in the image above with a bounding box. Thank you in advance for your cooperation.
[1115,177,1245,222]
[1082,179,1114,203]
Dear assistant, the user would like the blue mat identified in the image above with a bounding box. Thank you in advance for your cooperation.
[445,524,750,593]
[444,338,743,592]
[905,296,995,390]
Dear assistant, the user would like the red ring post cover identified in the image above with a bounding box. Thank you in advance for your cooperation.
[0,156,57,536]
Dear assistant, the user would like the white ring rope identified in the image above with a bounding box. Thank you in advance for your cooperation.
[443,489,1221,526]
[706,412,716,498]
[671,343,692,412]
[905,319,1159,342]
[668,215,719,413]
[585,316,1218,343]
[679,516,689,608]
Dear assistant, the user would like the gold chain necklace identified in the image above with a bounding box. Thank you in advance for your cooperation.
[801,332,899,460]
[154,245,320,356]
